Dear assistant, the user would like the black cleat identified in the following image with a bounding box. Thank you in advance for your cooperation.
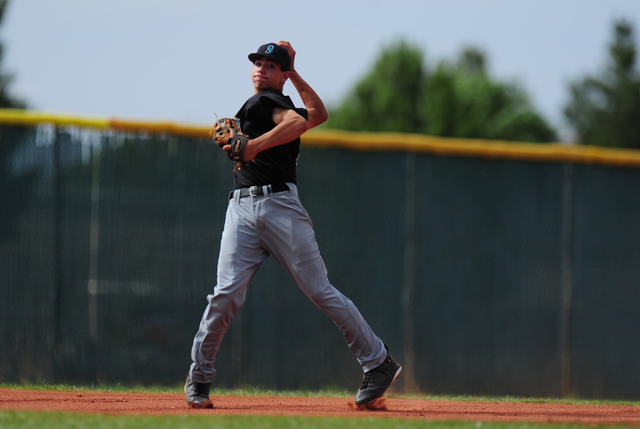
[185,375,213,409]
[355,351,402,405]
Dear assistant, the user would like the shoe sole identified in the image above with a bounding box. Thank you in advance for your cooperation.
[393,365,403,383]
[355,365,403,405]
[187,400,213,409]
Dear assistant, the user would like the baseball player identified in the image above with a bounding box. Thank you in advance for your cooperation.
[185,41,401,408]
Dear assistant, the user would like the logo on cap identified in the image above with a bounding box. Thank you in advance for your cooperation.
[265,45,274,54]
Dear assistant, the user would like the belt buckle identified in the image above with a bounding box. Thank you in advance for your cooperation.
[249,186,260,197]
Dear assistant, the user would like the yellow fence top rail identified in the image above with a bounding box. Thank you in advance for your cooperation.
[0,108,110,130]
[303,129,640,168]
[2,108,640,168]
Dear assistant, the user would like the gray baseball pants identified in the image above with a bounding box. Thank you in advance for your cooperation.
[189,183,386,384]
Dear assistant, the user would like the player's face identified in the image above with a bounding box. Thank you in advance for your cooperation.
[252,57,288,92]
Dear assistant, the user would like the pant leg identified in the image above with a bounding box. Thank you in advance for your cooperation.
[189,197,269,384]
[256,186,386,372]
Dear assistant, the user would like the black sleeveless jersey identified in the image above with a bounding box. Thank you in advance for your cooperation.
[233,90,308,189]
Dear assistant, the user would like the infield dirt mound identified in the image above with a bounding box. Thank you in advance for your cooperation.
[1,388,640,424]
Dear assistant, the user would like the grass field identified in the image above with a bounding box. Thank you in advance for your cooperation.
[4,410,633,429]
[1,384,638,429]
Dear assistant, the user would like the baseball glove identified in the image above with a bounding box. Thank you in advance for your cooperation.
[210,117,241,148]
[227,133,250,171]
[210,117,250,170]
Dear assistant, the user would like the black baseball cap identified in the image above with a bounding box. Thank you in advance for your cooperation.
[248,43,291,71]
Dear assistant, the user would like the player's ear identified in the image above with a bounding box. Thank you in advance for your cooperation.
[281,71,290,85]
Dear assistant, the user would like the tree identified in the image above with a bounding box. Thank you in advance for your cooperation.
[324,40,557,143]
[425,48,557,142]
[564,20,640,148]
[0,0,24,108]
[325,40,426,133]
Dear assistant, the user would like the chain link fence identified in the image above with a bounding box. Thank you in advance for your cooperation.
[1,121,639,399]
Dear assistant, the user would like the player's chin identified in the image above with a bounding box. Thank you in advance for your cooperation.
[253,79,275,90]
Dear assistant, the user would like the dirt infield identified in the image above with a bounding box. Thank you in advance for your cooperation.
[1,388,640,424]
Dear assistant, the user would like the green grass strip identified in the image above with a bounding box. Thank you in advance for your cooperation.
[1,410,633,429]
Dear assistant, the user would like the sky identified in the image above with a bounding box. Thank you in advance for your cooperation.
[2,0,640,140]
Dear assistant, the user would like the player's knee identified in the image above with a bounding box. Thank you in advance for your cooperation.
[207,289,245,317]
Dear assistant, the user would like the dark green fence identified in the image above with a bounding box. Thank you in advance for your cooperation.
[1,124,639,400]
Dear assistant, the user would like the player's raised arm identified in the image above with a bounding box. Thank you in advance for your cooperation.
[277,41,328,129]
[240,108,308,161]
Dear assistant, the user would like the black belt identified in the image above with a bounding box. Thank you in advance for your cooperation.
[231,183,289,199]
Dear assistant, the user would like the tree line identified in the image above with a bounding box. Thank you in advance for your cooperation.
[324,19,640,149]
[0,1,638,148]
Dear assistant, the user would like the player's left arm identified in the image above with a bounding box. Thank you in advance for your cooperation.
[237,109,308,161]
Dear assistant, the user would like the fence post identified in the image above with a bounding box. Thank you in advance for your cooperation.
[402,152,418,392]
[560,162,574,397]
[88,138,102,382]
[49,128,64,382]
